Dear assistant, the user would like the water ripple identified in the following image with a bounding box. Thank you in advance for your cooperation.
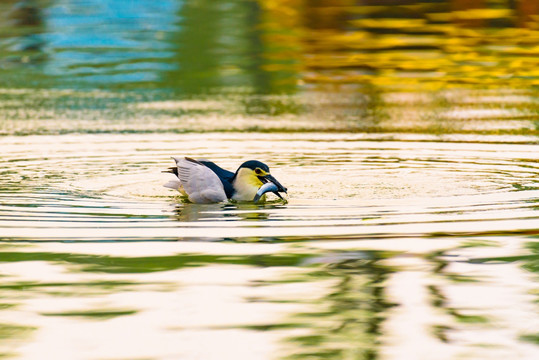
[1,134,537,243]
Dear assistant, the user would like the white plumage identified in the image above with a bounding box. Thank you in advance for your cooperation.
[170,157,227,203]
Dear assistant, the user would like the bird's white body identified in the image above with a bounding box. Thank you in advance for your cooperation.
[165,157,227,203]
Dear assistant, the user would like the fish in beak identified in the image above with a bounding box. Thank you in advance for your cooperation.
[254,174,287,202]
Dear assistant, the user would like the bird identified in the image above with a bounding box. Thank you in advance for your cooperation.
[164,157,287,204]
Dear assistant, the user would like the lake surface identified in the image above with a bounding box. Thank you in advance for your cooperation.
[1,1,539,360]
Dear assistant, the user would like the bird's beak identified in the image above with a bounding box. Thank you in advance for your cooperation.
[259,174,287,194]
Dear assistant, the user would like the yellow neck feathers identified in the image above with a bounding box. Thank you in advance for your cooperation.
[232,168,264,201]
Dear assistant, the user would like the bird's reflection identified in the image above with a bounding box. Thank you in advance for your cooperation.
[172,200,286,222]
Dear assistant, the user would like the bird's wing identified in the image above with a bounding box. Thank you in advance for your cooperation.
[173,157,228,203]
[199,160,235,198]
[199,160,234,180]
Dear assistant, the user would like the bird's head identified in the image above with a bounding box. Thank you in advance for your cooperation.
[236,160,287,194]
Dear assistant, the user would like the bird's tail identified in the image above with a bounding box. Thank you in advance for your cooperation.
[163,179,182,191]
[163,157,187,195]
[162,167,179,176]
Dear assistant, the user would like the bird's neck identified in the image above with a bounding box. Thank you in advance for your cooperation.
[232,168,263,201]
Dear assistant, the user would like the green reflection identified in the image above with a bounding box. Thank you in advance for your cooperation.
[0,323,35,340]
[468,241,539,273]
[432,324,452,343]
[520,333,539,345]
[0,280,141,292]
[210,250,396,359]
[428,249,491,325]
[0,323,36,359]
[256,251,395,360]
[0,304,17,310]
[449,311,489,324]
[0,248,397,358]
[42,309,138,320]
[0,251,312,273]
[285,264,394,358]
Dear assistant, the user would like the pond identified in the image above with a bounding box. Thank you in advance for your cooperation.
[1,1,539,359]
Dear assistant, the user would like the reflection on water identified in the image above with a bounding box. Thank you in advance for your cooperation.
[44,0,180,84]
[1,133,538,359]
[3,0,539,92]
[281,251,395,360]
[1,0,539,359]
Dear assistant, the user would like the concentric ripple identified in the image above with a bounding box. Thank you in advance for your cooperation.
[1,133,537,242]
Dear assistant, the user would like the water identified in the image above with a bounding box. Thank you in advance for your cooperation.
[2,133,538,359]
[1,1,539,359]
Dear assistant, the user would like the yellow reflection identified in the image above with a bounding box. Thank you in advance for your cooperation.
[256,0,539,91]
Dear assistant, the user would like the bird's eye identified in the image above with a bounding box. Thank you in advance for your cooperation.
[255,168,262,175]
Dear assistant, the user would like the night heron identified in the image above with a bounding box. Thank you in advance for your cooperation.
[164,157,287,203]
